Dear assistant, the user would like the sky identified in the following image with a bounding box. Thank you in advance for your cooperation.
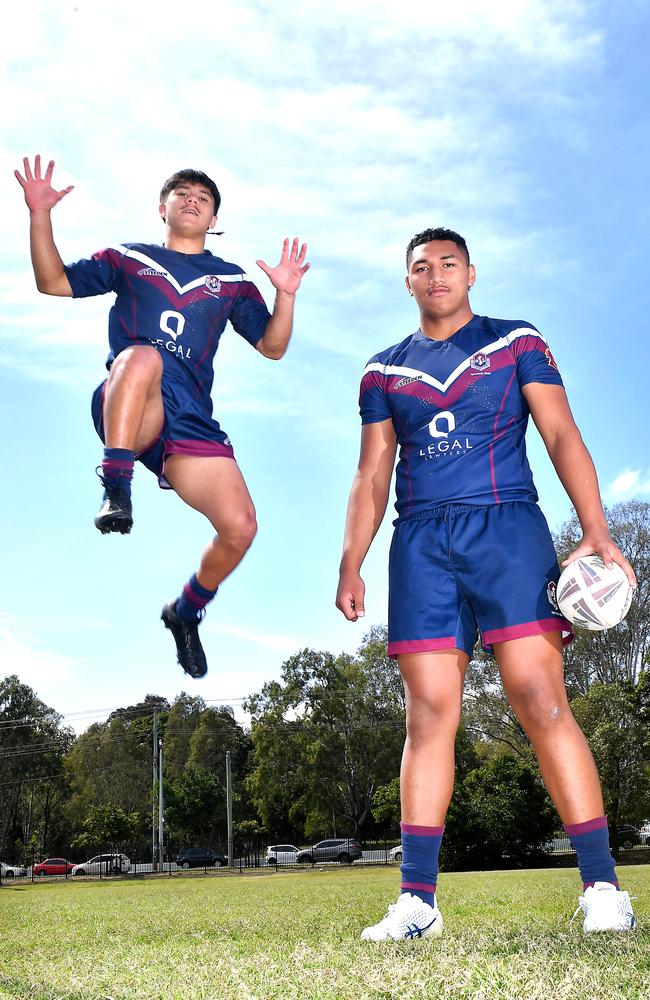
[1,0,649,734]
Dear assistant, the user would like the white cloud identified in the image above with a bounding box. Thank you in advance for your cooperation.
[606,469,650,502]
[0,615,82,688]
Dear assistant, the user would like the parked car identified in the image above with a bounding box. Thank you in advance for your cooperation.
[297,839,362,865]
[33,858,76,877]
[388,844,402,862]
[265,844,302,865]
[71,853,130,876]
[0,861,28,878]
[176,847,228,870]
[617,825,641,849]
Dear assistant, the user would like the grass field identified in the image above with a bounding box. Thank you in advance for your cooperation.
[2,865,649,1000]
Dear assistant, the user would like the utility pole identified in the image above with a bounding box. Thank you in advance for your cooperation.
[225,751,233,866]
[158,738,164,870]
[152,708,158,871]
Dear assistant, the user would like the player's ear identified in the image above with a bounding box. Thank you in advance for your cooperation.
[405,276,413,297]
[159,202,167,224]
[467,264,476,291]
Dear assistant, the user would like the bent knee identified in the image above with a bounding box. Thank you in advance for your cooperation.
[219,510,257,551]
[110,345,163,383]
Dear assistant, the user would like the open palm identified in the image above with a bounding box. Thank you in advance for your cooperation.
[257,238,310,294]
[15,155,74,212]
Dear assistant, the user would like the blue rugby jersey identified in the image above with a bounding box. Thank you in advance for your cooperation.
[359,315,564,520]
[65,243,271,404]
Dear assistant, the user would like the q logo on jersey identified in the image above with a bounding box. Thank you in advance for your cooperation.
[428,411,456,439]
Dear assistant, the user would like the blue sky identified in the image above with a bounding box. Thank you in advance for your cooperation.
[1,0,649,732]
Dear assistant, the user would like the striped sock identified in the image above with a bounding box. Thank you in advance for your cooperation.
[563,815,618,889]
[101,448,135,495]
[400,822,445,907]
[176,574,218,622]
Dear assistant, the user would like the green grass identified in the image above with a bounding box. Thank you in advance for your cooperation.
[2,865,649,1000]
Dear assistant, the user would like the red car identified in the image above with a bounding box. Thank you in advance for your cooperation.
[32,858,76,877]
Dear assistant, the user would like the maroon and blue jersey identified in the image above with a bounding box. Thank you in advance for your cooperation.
[359,315,564,520]
[64,243,271,407]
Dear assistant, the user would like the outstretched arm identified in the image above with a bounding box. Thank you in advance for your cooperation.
[15,155,74,296]
[524,381,637,586]
[336,419,397,621]
[255,238,310,359]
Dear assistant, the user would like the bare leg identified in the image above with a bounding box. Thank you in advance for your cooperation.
[102,345,164,452]
[398,649,469,825]
[163,454,257,590]
[494,632,604,824]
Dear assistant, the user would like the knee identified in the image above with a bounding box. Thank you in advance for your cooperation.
[405,694,461,747]
[509,682,569,734]
[219,508,257,553]
[109,346,163,386]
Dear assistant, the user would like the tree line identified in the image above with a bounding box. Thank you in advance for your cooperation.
[1,501,649,868]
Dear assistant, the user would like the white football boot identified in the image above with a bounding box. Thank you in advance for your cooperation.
[361,892,444,941]
[572,882,637,933]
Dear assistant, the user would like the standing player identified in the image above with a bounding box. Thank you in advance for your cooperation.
[336,227,637,938]
[16,155,309,679]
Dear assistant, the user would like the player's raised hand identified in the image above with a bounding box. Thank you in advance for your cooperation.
[256,238,310,295]
[14,156,74,213]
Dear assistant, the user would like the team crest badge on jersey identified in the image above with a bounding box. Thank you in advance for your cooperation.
[545,347,558,370]
[470,352,490,373]
[204,276,222,297]
[547,580,560,613]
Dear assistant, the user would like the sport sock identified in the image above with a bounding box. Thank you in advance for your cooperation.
[176,574,218,622]
[564,815,618,889]
[400,822,445,907]
[101,448,135,495]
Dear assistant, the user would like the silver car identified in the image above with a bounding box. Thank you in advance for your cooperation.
[71,853,130,876]
[266,844,302,865]
[1,861,28,878]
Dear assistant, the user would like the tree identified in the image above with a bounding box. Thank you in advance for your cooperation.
[570,681,650,853]
[554,501,650,693]
[71,804,140,853]
[164,768,226,845]
[245,629,405,840]
[0,676,73,860]
[442,752,557,869]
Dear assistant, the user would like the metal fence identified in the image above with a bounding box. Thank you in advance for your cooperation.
[2,832,648,885]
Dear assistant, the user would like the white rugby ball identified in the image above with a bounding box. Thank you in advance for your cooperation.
[556,554,634,631]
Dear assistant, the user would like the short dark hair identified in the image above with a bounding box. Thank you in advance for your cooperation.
[406,227,470,267]
[159,168,221,214]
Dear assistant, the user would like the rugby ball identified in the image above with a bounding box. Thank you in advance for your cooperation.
[556,555,634,631]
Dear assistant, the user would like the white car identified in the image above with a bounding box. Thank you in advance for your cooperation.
[71,853,130,876]
[265,844,302,865]
[388,844,403,862]
[639,821,650,845]
[1,861,28,878]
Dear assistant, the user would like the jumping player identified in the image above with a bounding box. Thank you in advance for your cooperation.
[336,227,637,938]
[16,155,310,679]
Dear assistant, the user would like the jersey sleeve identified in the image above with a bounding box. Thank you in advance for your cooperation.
[228,279,272,347]
[64,247,125,298]
[359,360,392,424]
[509,326,565,388]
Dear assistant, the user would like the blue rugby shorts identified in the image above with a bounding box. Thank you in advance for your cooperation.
[387,501,572,658]
[92,377,235,489]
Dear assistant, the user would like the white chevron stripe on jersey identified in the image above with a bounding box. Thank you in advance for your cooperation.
[112,245,248,295]
[362,327,549,394]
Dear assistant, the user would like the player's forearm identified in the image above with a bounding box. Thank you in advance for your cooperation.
[339,471,391,575]
[547,428,608,535]
[28,210,71,296]
[258,290,296,359]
